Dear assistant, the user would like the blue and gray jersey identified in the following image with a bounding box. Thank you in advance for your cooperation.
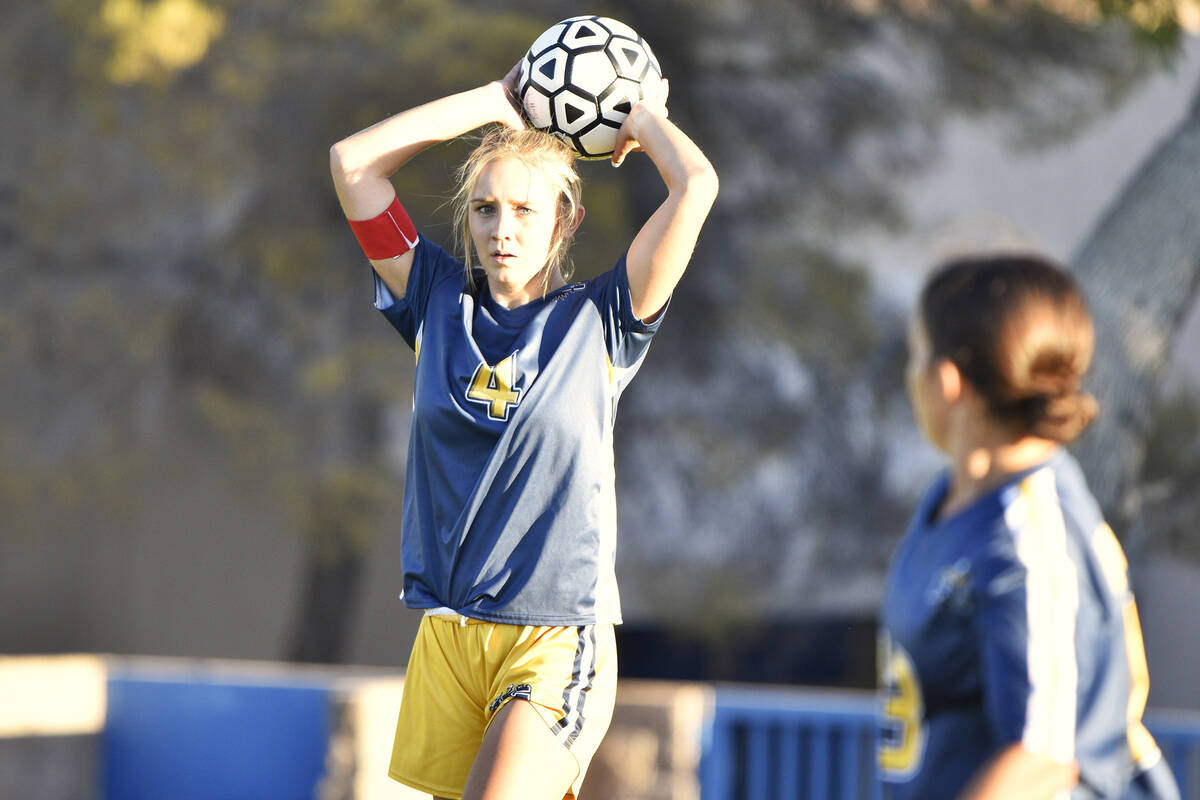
[374,238,662,626]
[878,449,1178,800]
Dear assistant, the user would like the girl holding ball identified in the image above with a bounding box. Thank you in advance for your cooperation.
[329,51,716,800]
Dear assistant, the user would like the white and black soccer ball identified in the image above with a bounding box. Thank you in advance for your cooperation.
[517,16,665,160]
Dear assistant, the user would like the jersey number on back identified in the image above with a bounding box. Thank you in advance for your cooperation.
[467,353,522,421]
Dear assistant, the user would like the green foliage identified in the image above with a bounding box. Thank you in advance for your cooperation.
[741,245,876,385]
[3,2,590,661]
[0,421,142,540]
[301,463,398,563]
[6,0,1196,654]
[191,382,303,494]
[1096,0,1186,44]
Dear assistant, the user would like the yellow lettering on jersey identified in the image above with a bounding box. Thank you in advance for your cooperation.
[467,353,522,421]
[879,639,925,779]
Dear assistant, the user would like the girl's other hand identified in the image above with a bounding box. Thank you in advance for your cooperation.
[493,61,528,130]
[611,79,669,167]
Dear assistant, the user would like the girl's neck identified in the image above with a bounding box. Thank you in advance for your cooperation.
[488,268,566,310]
[939,428,1058,521]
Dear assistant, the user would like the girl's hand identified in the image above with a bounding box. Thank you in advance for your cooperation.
[610,79,670,167]
[491,61,528,130]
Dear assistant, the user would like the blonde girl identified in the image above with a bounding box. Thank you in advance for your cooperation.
[330,61,717,800]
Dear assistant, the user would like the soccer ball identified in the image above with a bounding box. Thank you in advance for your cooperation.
[517,16,665,160]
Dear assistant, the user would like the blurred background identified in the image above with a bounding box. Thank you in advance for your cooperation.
[4,0,1200,745]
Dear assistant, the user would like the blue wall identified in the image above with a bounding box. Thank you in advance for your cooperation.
[103,670,332,800]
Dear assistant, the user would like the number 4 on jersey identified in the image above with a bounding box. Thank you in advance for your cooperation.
[467,353,522,421]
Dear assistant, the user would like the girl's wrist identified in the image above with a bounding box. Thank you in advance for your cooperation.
[629,103,665,141]
[485,81,523,126]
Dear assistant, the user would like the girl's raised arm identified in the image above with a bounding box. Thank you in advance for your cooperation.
[612,95,719,321]
[330,70,524,297]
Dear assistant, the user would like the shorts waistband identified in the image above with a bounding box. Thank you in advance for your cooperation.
[424,607,471,626]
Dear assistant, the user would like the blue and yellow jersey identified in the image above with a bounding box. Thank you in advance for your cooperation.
[878,449,1178,800]
[373,238,663,626]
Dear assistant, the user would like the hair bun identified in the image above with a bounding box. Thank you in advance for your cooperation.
[1019,347,1089,396]
[1025,390,1098,443]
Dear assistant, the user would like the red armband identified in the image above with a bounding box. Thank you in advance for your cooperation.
[347,196,419,260]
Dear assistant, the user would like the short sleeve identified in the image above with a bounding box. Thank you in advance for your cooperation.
[973,516,1079,762]
[973,542,1034,746]
[373,238,463,350]
[583,253,669,372]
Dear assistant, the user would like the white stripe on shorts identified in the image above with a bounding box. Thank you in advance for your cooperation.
[552,625,597,749]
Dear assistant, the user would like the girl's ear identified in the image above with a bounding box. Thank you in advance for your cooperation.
[569,205,586,235]
[936,358,963,405]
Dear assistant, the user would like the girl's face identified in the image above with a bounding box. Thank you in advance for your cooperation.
[906,313,950,452]
[468,157,563,302]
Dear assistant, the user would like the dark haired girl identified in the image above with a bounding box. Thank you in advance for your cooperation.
[878,255,1179,800]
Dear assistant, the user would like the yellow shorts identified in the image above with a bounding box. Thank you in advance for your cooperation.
[388,614,617,799]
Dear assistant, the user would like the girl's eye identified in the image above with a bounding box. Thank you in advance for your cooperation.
[475,204,494,216]
[517,206,534,216]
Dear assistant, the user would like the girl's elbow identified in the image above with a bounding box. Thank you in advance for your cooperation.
[686,158,718,197]
[329,141,351,180]
[686,163,719,207]
[700,164,720,200]
[329,141,365,184]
